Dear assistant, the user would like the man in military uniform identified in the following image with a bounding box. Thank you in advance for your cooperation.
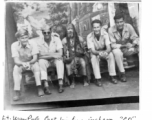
[36,25,64,93]
[87,19,119,86]
[108,13,139,82]
[11,29,44,101]
[62,24,89,88]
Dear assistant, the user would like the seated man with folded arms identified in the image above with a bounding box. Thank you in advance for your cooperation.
[11,29,44,101]
[108,12,139,82]
[87,19,119,86]
[62,24,89,88]
[36,25,64,94]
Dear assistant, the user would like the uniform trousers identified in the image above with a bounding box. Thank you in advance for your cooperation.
[13,62,41,91]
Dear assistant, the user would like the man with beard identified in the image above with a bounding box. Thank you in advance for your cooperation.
[108,13,139,82]
[11,29,44,101]
[62,24,89,88]
[36,25,64,93]
[87,19,119,86]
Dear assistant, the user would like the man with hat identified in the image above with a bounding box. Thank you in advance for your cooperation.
[11,29,44,101]
[37,25,64,93]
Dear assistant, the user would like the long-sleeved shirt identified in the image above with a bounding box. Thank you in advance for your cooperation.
[108,23,139,49]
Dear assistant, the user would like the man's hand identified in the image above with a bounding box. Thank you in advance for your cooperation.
[128,48,135,52]
[99,51,108,59]
[126,43,133,49]
[22,62,31,70]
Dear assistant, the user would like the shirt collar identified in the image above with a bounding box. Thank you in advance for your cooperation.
[42,35,55,47]
[112,23,129,33]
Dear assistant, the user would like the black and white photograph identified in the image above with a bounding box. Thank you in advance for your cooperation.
[4,1,140,111]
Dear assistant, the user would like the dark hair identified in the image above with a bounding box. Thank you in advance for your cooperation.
[56,24,67,38]
[66,24,82,54]
[114,12,124,21]
[91,19,102,27]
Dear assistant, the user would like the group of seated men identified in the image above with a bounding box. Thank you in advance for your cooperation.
[11,13,139,101]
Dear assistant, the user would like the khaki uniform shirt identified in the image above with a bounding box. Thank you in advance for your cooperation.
[11,40,39,62]
[108,23,139,47]
[87,28,111,51]
[35,33,63,54]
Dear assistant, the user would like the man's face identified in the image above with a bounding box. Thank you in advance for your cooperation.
[67,28,74,38]
[18,35,29,46]
[93,23,101,36]
[56,27,65,40]
[115,18,124,30]
[42,29,51,40]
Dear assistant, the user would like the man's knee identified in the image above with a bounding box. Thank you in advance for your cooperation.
[56,59,64,66]
[65,64,71,75]
[32,62,40,72]
[112,49,123,57]
[108,52,115,60]
[91,55,98,64]
[66,63,71,70]
[38,59,48,67]
[80,59,86,68]
[13,65,22,74]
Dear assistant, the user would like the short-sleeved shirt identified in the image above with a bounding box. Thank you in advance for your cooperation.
[87,28,111,51]
[11,40,39,62]
[35,34,63,54]
[62,36,84,57]
[108,23,139,45]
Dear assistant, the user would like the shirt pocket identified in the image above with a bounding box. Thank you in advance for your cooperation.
[123,31,130,40]
[49,42,56,52]
[39,45,48,53]
[19,48,33,61]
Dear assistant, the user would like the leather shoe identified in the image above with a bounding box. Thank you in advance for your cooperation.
[44,87,51,95]
[110,76,118,84]
[95,79,102,87]
[120,73,127,82]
